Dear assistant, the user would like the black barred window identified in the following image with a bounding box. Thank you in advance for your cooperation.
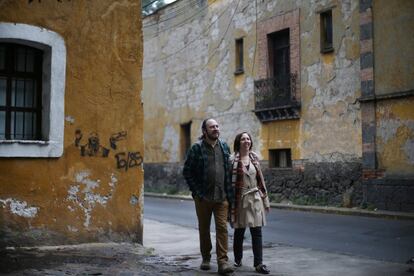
[0,43,43,140]
[269,148,292,168]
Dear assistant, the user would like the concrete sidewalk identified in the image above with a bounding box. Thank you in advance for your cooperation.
[144,218,412,276]
[1,218,412,275]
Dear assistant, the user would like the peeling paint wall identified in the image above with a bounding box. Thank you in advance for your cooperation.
[372,0,414,176]
[376,98,414,176]
[373,0,414,96]
[0,0,144,246]
[360,0,414,211]
[143,0,361,163]
[143,0,363,206]
[300,0,361,162]
[142,0,413,210]
[143,0,261,164]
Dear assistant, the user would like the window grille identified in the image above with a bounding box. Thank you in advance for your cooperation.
[0,43,42,140]
[269,149,292,168]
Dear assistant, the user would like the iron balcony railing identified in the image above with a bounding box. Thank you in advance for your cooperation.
[254,73,298,110]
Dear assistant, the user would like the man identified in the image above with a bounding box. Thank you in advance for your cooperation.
[183,118,234,274]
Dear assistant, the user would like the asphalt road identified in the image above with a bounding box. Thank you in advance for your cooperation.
[144,196,414,264]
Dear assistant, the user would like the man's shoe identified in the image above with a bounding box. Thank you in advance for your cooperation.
[255,264,270,274]
[200,259,211,270]
[218,262,234,274]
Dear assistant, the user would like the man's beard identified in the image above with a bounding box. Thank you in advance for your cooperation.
[206,131,219,141]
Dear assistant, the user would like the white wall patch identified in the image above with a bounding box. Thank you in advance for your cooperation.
[67,171,117,228]
[0,198,39,218]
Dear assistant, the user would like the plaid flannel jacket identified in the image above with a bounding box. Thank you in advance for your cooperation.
[183,139,234,203]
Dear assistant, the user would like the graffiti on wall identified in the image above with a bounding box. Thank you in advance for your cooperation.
[115,151,143,171]
[110,131,127,150]
[75,130,110,157]
[74,129,142,171]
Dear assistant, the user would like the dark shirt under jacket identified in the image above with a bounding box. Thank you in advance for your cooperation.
[204,140,225,202]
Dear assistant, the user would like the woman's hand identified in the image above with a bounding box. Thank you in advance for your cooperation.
[265,207,270,213]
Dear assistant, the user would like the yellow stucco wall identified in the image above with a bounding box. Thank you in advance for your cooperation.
[376,97,414,176]
[0,0,143,245]
[260,120,300,161]
[373,0,414,177]
[373,0,414,95]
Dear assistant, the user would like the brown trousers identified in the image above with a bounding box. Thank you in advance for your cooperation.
[194,197,229,265]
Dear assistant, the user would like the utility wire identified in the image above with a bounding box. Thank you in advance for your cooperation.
[143,0,217,38]
[143,0,214,28]
[143,0,196,26]
[153,0,232,62]
[251,0,258,76]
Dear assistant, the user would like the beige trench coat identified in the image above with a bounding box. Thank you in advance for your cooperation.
[233,159,270,229]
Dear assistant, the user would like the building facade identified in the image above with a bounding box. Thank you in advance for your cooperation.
[142,0,413,211]
[358,0,414,210]
[0,0,144,246]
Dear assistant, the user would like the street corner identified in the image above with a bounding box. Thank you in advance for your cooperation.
[0,242,199,276]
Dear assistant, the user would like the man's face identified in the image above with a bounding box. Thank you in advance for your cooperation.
[204,119,220,141]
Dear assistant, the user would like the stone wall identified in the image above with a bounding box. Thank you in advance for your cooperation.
[264,162,363,207]
[144,161,364,208]
[144,163,187,194]
[364,179,414,211]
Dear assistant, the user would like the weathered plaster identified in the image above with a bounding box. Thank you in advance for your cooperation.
[143,0,361,165]
[403,139,414,165]
[376,98,414,175]
[233,0,255,33]
[0,198,39,218]
[373,0,414,95]
[301,1,361,162]
[143,0,261,162]
[142,0,413,211]
[377,119,414,144]
[67,171,117,228]
[0,0,144,245]
[65,116,75,124]
[161,125,180,162]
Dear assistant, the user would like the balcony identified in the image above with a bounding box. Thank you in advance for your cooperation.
[253,73,300,122]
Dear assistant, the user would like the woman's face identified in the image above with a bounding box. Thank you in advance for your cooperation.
[240,133,251,151]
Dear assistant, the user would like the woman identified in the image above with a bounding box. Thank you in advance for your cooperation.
[229,132,270,274]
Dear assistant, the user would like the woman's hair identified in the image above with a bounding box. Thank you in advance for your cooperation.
[233,132,253,152]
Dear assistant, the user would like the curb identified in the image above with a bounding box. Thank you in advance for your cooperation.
[144,192,414,221]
